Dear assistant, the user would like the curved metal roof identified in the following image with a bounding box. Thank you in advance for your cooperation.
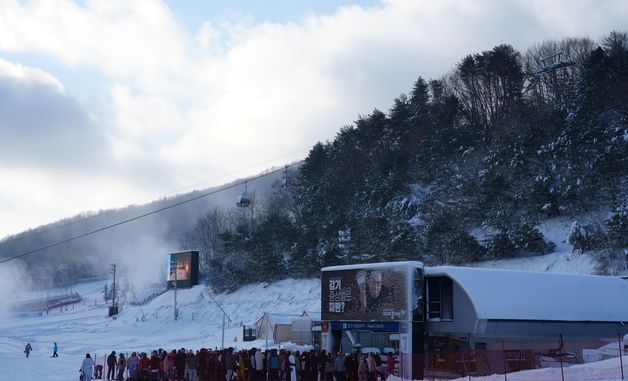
[426,266,628,323]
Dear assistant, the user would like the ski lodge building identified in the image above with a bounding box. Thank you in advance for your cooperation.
[321,262,628,379]
[255,312,298,343]
[425,266,628,339]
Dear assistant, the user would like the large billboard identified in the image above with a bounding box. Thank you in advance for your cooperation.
[321,262,423,322]
[166,250,199,289]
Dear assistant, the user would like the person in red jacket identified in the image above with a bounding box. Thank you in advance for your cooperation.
[139,352,151,381]
[386,354,395,377]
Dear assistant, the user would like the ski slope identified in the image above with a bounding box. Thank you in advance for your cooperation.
[1,277,320,381]
[1,217,626,380]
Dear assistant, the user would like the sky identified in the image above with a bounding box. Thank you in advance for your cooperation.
[1,0,627,239]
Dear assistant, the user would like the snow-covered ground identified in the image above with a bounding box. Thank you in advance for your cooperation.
[1,277,321,381]
[470,217,598,274]
[444,354,628,381]
[1,217,625,380]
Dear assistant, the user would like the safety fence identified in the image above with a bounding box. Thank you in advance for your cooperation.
[401,335,628,381]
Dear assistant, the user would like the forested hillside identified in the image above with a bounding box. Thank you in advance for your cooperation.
[0,173,282,288]
[186,32,627,292]
[2,32,626,292]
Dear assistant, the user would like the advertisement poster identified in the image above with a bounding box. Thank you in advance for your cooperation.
[167,252,191,282]
[321,267,410,321]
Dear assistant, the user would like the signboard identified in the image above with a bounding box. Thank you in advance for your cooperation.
[322,266,416,321]
[399,322,412,380]
[168,253,191,282]
[330,322,400,331]
[166,250,199,289]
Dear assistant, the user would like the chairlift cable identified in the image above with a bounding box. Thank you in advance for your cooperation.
[205,289,233,323]
[12,147,309,236]
[0,163,299,266]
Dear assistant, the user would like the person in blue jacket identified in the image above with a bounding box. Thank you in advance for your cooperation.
[52,342,59,357]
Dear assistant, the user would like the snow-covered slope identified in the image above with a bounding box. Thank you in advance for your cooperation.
[472,217,598,274]
[1,217,622,380]
[1,277,320,381]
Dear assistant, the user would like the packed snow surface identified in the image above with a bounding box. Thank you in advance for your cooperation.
[2,217,626,380]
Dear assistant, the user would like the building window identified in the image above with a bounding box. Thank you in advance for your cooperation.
[427,277,453,321]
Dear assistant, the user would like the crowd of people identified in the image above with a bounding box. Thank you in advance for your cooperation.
[78,347,396,381]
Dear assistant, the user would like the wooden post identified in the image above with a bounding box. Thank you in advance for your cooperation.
[501,340,507,381]
[399,349,404,381]
[619,333,624,380]
[431,352,435,381]
[559,335,565,381]
[467,348,471,381]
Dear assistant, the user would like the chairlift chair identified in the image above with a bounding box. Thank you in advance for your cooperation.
[236,193,251,208]
[280,165,291,189]
[236,181,251,208]
[280,165,299,189]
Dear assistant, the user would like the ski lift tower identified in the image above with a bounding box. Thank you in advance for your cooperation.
[534,52,573,75]
[108,264,119,317]
[280,165,294,189]
[534,51,574,103]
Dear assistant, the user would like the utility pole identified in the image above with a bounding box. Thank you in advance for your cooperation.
[265,311,270,349]
[111,264,116,309]
[108,264,118,317]
[206,291,233,348]
[173,258,178,320]
[221,313,226,349]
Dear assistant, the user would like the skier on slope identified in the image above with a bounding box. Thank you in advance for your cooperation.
[24,342,32,358]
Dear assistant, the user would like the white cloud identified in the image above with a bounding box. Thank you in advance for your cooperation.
[0,59,110,171]
[0,58,64,92]
[0,0,627,236]
[0,0,189,93]
[0,166,162,236]
[522,0,628,37]
[110,84,185,152]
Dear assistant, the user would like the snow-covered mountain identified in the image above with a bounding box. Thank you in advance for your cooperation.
[0,166,290,288]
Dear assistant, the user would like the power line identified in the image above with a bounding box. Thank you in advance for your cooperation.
[165,147,309,196]
[13,147,309,236]
[0,163,299,266]
[205,289,233,323]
